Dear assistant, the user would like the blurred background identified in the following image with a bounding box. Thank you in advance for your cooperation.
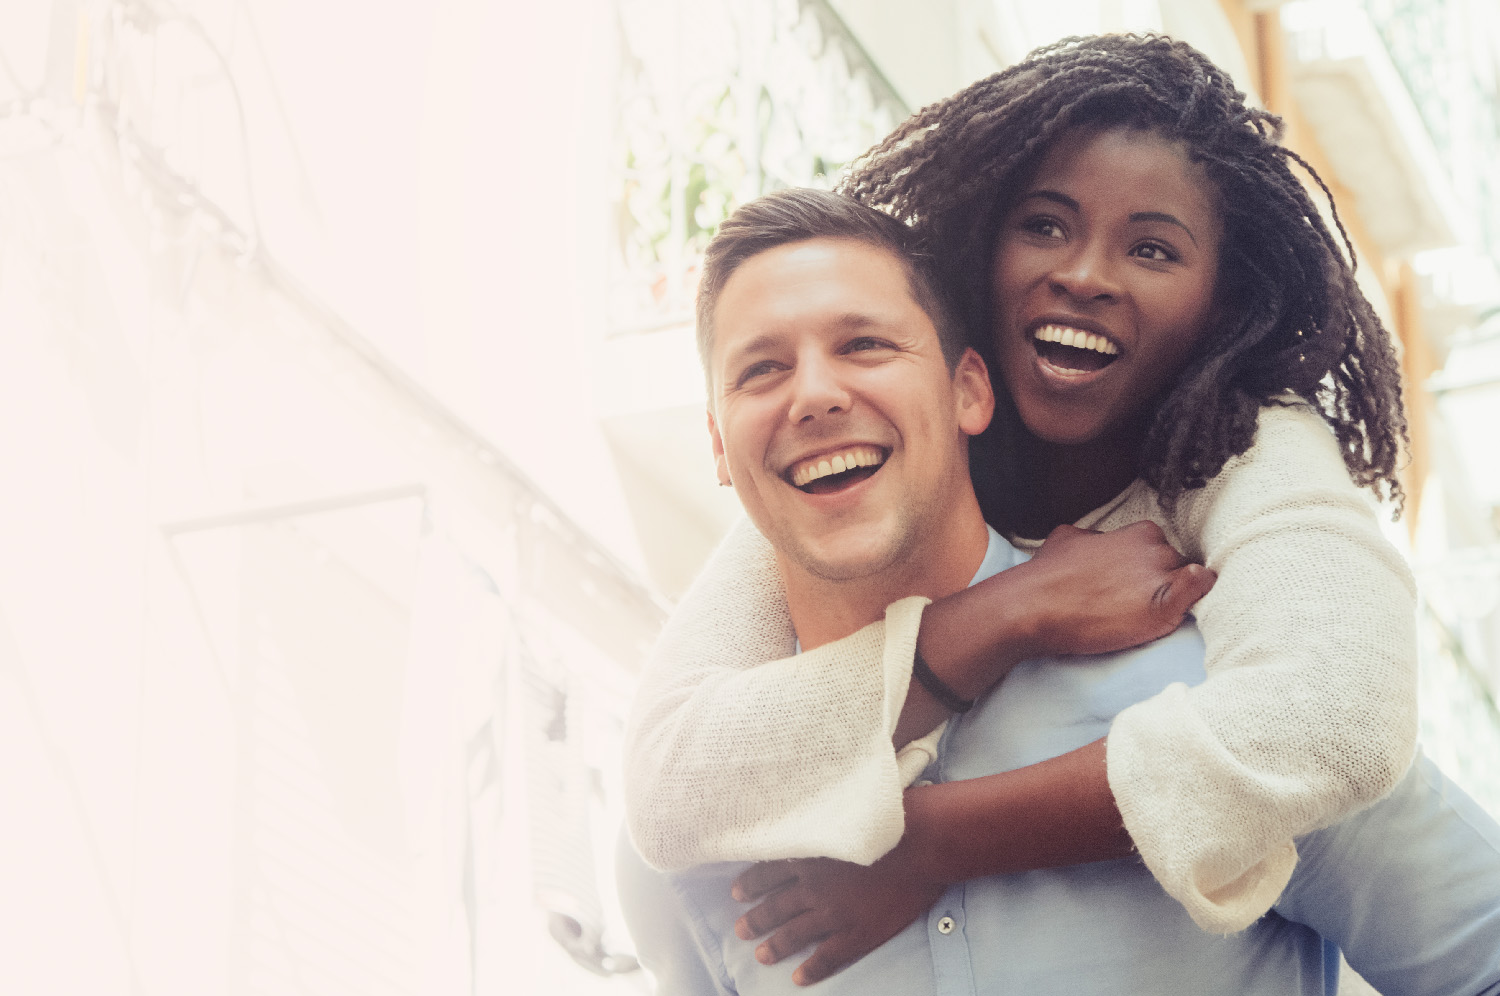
[0,1,1496,993]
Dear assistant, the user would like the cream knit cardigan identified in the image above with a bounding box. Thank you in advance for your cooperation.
[623,403,1418,933]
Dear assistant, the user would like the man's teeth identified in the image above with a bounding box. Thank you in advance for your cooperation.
[790,447,885,488]
[1033,324,1120,356]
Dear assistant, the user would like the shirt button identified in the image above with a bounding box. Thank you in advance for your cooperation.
[937,916,956,935]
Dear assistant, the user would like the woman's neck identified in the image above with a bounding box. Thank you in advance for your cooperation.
[1008,422,1146,540]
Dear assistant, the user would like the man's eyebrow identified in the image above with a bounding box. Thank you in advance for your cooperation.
[724,314,890,364]
[829,312,888,333]
[718,334,781,381]
[724,334,781,363]
[1129,210,1199,246]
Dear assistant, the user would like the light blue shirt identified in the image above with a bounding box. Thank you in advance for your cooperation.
[619,529,1500,995]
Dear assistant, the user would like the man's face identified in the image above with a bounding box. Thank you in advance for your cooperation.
[707,238,992,583]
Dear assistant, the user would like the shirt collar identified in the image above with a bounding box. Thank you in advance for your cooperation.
[970,525,1025,587]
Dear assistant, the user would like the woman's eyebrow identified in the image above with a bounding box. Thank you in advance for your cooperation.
[1024,190,1201,248]
[1023,189,1077,211]
[1129,211,1199,246]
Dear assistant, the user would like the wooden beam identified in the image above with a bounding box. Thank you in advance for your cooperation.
[1220,0,1424,524]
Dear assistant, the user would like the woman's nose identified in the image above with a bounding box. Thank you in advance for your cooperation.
[1048,241,1120,302]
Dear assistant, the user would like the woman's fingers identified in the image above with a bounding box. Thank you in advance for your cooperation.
[1155,562,1216,615]
[755,909,834,965]
[792,931,868,986]
[735,884,811,940]
[732,859,800,903]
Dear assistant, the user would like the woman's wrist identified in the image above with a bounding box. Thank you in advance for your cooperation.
[896,784,957,886]
[911,648,976,713]
[917,567,1043,701]
[893,569,1047,747]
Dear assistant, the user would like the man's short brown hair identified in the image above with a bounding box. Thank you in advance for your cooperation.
[695,188,965,387]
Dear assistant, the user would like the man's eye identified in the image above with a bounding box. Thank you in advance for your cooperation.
[736,361,779,386]
[844,337,895,354]
[1131,241,1177,262]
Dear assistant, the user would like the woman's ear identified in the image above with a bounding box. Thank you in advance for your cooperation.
[953,347,995,437]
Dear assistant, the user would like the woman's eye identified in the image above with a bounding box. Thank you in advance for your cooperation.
[1021,217,1065,239]
[1132,242,1177,262]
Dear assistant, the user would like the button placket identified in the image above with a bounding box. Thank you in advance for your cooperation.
[927,889,977,996]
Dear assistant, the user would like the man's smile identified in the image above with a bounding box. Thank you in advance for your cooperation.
[784,445,889,494]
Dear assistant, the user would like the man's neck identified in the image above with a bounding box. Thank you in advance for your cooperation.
[782,500,990,651]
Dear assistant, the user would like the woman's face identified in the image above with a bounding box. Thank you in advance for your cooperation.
[990,126,1223,447]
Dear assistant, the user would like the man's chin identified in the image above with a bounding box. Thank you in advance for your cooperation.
[781,532,910,584]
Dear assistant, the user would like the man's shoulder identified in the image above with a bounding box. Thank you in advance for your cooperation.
[1275,754,1500,994]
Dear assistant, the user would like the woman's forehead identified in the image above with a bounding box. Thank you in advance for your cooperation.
[1021,128,1219,216]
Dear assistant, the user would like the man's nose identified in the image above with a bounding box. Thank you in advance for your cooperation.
[1048,239,1120,303]
[787,356,852,424]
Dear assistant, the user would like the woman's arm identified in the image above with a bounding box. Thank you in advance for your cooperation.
[897,407,1418,934]
[1104,403,1418,932]
[898,739,1129,872]
[624,520,1210,870]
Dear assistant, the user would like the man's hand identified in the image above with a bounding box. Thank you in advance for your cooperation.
[730,848,944,986]
[1021,520,1214,657]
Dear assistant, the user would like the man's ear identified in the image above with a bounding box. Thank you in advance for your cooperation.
[952,347,995,437]
[707,409,732,487]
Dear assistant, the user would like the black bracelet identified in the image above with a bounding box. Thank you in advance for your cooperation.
[912,648,975,714]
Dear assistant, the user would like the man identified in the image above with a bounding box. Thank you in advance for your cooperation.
[618,188,1500,994]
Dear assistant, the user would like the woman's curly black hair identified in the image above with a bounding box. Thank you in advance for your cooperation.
[837,33,1408,515]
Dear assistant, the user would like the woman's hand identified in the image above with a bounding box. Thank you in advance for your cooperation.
[1022,520,1215,656]
[729,845,944,986]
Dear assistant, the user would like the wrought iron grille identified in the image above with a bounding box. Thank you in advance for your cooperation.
[610,0,909,333]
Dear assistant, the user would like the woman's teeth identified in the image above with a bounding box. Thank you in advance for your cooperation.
[789,446,886,488]
[1032,324,1120,356]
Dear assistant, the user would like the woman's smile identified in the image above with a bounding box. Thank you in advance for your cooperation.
[1028,321,1123,384]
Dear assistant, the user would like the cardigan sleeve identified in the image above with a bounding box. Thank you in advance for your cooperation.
[1105,403,1419,933]
[622,518,933,870]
